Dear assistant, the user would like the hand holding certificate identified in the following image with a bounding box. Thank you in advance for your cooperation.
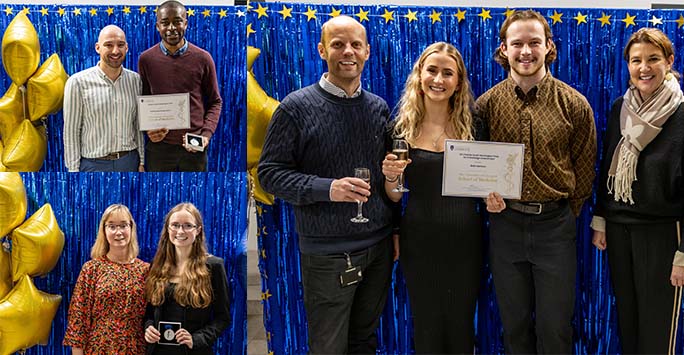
[138,93,191,131]
[442,140,524,199]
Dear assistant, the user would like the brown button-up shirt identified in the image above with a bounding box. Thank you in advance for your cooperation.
[475,73,597,215]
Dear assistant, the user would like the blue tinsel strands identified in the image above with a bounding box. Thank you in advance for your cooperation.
[14,172,248,355]
[251,3,684,355]
[0,5,246,172]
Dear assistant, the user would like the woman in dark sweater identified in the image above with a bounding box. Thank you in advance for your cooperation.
[591,28,684,354]
[143,203,230,355]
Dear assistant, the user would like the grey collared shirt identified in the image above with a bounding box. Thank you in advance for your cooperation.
[318,73,362,98]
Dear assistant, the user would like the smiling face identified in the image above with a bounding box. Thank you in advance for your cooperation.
[167,209,200,250]
[420,51,460,106]
[104,211,132,251]
[95,25,128,70]
[627,42,674,100]
[501,19,551,84]
[317,16,369,93]
[156,5,188,52]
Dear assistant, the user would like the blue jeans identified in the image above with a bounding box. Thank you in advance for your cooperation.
[79,152,140,172]
[300,236,393,355]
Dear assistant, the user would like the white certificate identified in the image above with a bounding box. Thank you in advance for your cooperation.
[442,140,524,199]
[137,93,190,131]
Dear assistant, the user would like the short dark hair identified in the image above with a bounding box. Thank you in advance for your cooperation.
[493,10,557,71]
[158,0,185,15]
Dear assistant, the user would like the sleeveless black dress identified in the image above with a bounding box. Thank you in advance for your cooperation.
[399,147,483,354]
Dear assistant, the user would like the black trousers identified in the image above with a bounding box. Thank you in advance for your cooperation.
[489,203,577,354]
[606,221,681,354]
[300,236,393,355]
[145,141,207,172]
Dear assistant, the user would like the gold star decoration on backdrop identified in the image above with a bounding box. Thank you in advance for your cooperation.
[505,8,516,18]
[21,7,29,15]
[677,14,684,28]
[304,7,317,21]
[72,8,81,16]
[139,6,147,14]
[89,8,97,16]
[598,12,612,27]
[254,4,268,18]
[549,10,563,24]
[429,9,442,24]
[622,13,636,27]
[57,7,65,16]
[122,6,131,14]
[455,9,466,22]
[201,9,211,17]
[574,12,587,25]
[247,23,256,37]
[355,8,369,22]
[277,5,292,20]
[187,8,195,16]
[381,9,395,23]
[478,8,492,21]
[106,7,114,16]
[39,7,48,16]
[3,6,12,15]
[404,10,418,23]
[329,7,342,18]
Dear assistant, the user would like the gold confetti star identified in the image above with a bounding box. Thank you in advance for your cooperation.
[139,6,147,14]
[39,7,49,16]
[429,9,442,24]
[355,8,369,22]
[187,8,195,16]
[106,7,114,16]
[380,9,394,23]
[574,11,587,24]
[648,15,663,26]
[218,9,227,18]
[202,9,211,17]
[73,8,82,16]
[277,5,292,20]
[255,4,268,18]
[549,10,563,24]
[478,8,492,21]
[247,23,256,37]
[598,12,611,27]
[4,6,12,16]
[122,6,131,14]
[304,7,317,21]
[454,9,466,22]
[622,13,636,28]
[404,9,418,23]
[504,8,515,18]
[57,7,65,16]
[89,8,97,16]
[261,290,272,300]
[676,14,684,28]
[329,7,342,18]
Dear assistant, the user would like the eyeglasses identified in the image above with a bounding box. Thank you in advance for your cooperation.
[168,223,198,232]
[105,223,131,232]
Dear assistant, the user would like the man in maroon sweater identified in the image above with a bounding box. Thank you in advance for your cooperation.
[138,0,222,171]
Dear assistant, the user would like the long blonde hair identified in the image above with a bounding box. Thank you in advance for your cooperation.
[90,204,139,260]
[145,203,213,308]
[394,42,475,144]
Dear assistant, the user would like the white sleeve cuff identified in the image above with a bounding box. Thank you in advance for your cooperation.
[590,216,606,233]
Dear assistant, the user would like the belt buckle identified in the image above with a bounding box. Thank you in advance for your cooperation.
[113,152,121,160]
[528,202,543,215]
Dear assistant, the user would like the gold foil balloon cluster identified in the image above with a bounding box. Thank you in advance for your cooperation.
[247,46,278,205]
[0,12,68,171]
[0,172,64,355]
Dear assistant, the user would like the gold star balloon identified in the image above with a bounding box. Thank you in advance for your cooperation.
[0,13,68,171]
[10,203,64,282]
[0,245,10,299]
[0,172,27,237]
[0,275,61,355]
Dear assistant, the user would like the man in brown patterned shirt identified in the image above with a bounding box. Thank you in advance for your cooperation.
[476,10,596,354]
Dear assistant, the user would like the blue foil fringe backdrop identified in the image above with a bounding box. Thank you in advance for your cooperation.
[0,5,246,173]
[12,172,248,355]
[250,3,684,355]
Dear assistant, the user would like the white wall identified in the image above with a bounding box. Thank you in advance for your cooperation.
[264,0,684,8]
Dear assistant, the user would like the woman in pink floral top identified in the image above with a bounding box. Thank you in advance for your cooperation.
[64,204,149,355]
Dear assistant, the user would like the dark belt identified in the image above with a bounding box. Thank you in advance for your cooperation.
[507,200,564,215]
[95,150,133,161]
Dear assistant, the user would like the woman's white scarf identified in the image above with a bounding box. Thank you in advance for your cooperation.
[607,73,684,203]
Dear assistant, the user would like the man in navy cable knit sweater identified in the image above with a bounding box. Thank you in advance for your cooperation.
[138,0,222,172]
[259,16,396,355]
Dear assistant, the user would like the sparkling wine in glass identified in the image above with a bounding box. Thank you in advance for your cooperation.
[350,168,370,223]
[392,139,410,193]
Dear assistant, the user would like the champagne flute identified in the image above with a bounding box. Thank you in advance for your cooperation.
[391,139,410,192]
[350,168,370,223]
